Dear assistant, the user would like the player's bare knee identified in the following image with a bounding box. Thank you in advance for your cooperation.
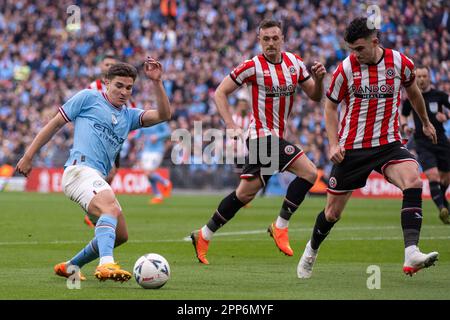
[325,211,341,222]
[236,189,256,204]
[442,177,450,185]
[324,206,342,222]
[108,205,122,218]
[426,171,439,182]
[405,176,423,189]
[95,204,121,217]
[306,167,318,183]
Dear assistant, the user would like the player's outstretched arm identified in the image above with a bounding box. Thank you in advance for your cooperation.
[16,112,67,177]
[141,57,171,126]
[300,61,326,102]
[215,76,243,139]
[324,98,345,164]
[405,81,437,144]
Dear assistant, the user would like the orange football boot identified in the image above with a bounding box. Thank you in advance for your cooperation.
[84,215,95,228]
[150,196,163,204]
[268,222,294,256]
[161,181,173,198]
[190,229,210,265]
[54,262,86,281]
[94,262,131,282]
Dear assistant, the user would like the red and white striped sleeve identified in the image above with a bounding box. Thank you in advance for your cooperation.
[326,63,348,104]
[87,79,103,91]
[400,53,415,88]
[230,60,255,86]
[294,54,310,83]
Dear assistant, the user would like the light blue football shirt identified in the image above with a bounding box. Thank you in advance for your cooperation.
[59,89,144,176]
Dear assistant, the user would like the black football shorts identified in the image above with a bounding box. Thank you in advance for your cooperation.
[327,141,417,194]
[415,138,450,172]
[240,135,304,186]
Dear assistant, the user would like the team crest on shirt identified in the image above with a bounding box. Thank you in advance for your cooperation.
[263,70,271,77]
[353,71,361,79]
[289,66,296,75]
[93,180,105,188]
[284,145,295,155]
[329,177,337,188]
[385,68,395,79]
[111,114,118,126]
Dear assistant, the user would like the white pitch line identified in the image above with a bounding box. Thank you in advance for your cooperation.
[1,235,450,246]
[182,225,448,241]
[0,225,449,246]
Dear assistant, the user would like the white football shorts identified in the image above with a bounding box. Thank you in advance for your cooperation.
[140,152,163,171]
[62,165,112,213]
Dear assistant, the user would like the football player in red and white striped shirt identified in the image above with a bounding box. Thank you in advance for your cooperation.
[231,97,252,171]
[190,19,326,264]
[87,53,117,93]
[297,17,439,280]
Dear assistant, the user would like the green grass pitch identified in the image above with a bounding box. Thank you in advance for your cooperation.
[0,192,449,300]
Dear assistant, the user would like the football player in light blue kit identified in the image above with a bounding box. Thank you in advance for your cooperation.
[135,122,172,204]
[16,59,171,282]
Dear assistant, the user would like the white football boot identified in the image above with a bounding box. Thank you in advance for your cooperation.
[297,240,318,279]
[403,245,438,276]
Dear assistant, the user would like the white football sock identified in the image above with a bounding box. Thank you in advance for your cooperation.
[99,256,114,265]
[275,216,289,229]
[201,225,214,241]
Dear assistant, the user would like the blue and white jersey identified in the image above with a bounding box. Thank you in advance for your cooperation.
[135,121,171,155]
[59,89,145,176]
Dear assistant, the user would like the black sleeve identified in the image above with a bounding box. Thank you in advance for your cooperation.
[441,91,450,110]
[401,99,412,116]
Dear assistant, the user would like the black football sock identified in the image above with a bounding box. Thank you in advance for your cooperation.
[401,188,422,248]
[310,210,337,250]
[429,181,444,209]
[440,183,449,208]
[206,191,245,232]
[279,177,314,221]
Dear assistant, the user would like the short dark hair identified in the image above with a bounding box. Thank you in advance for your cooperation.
[344,17,380,43]
[103,54,116,61]
[101,50,116,61]
[415,65,430,72]
[258,19,282,32]
[105,62,137,81]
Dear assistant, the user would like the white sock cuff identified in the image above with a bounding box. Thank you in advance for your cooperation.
[201,225,214,241]
[275,216,289,229]
[99,256,114,265]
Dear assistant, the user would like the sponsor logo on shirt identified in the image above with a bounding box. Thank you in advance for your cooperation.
[93,123,125,146]
[265,84,296,97]
[351,84,395,99]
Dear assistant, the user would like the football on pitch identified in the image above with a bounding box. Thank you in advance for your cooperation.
[133,253,170,289]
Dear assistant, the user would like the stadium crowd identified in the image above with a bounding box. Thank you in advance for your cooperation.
[1,0,449,188]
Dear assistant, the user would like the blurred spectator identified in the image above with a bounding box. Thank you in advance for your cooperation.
[1,0,449,190]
